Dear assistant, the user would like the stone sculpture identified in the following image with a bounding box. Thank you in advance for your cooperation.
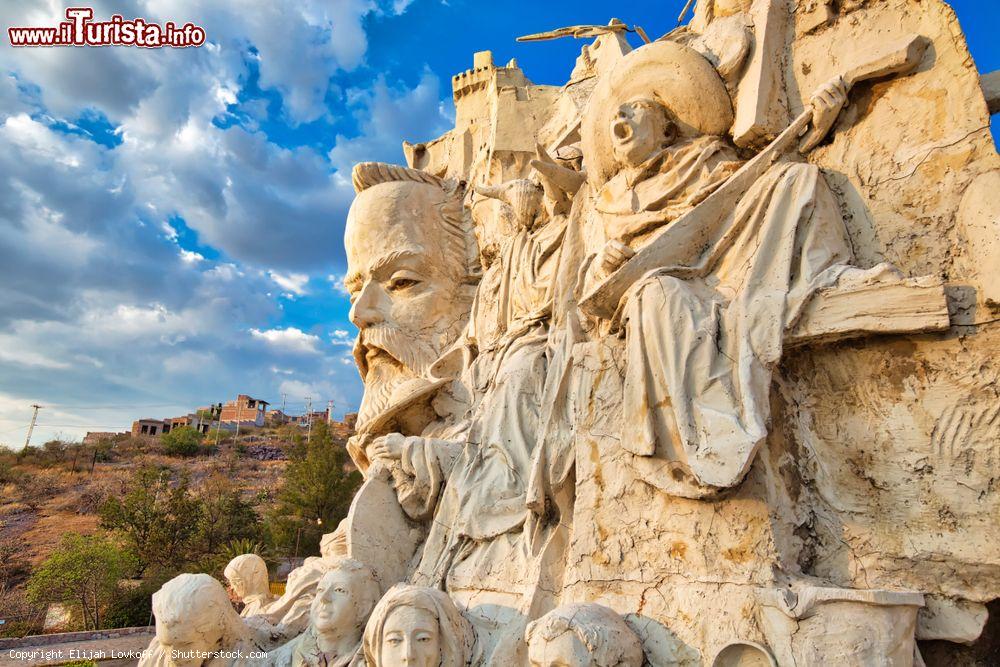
[525,604,644,667]
[140,574,263,667]
[161,1,1000,663]
[264,559,380,667]
[244,520,351,642]
[362,584,476,667]
[224,554,274,617]
[343,162,480,446]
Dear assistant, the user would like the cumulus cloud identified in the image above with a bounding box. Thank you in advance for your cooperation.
[0,0,439,443]
[268,270,310,296]
[327,67,453,173]
[250,327,321,354]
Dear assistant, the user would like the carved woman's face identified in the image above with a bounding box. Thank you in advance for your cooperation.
[311,569,358,635]
[381,605,441,667]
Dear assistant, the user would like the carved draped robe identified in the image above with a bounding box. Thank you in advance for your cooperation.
[396,215,567,605]
[606,140,854,496]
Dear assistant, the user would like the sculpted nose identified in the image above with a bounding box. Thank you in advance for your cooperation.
[349,281,385,329]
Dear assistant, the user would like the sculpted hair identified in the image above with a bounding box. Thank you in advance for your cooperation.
[525,603,644,667]
[224,553,269,594]
[363,584,476,667]
[320,557,382,624]
[351,161,481,284]
[152,573,253,649]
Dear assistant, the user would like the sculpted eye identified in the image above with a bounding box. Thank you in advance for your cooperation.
[388,277,421,292]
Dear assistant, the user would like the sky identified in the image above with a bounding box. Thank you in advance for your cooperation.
[0,1,997,447]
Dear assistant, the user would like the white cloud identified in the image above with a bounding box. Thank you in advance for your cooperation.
[0,0,442,443]
[268,270,310,296]
[327,274,352,296]
[179,249,205,264]
[331,329,354,347]
[327,68,452,174]
[250,327,321,354]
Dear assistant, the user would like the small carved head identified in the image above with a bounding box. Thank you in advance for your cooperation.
[610,98,677,168]
[345,163,480,428]
[310,558,381,639]
[526,603,644,667]
[223,553,269,602]
[151,573,250,667]
[363,584,475,667]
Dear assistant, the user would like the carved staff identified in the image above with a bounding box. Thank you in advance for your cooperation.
[580,33,929,320]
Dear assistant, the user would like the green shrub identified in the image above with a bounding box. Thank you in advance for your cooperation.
[26,533,134,630]
[161,426,202,457]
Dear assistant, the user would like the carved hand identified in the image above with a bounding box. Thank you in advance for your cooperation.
[801,75,848,152]
[368,432,406,465]
[600,239,636,274]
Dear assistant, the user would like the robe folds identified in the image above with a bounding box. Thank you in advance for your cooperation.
[619,160,854,497]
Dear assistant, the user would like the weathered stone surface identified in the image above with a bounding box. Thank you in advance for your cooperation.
[154,1,998,664]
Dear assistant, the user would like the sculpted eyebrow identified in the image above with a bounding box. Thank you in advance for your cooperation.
[370,250,420,274]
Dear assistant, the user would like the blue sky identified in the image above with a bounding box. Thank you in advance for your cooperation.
[0,1,996,445]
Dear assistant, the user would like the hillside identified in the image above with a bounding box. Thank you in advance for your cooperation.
[0,420,358,638]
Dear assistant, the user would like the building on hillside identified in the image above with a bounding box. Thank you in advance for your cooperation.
[163,414,212,435]
[266,409,289,426]
[343,413,358,429]
[219,394,269,427]
[82,431,128,445]
[131,418,165,437]
[301,410,329,425]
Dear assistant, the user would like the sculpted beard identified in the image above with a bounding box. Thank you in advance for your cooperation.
[355,324,440,424]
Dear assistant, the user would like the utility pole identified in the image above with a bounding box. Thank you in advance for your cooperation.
[214,403,223,446]
[234,397,242,441]
[305,396,313,444]
[281,392,286,415]
[23,404,41,450]
[327,400,333,424]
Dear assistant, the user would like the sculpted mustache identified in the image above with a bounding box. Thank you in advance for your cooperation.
[358,326,437,375]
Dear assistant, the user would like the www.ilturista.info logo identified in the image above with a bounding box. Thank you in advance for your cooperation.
[8,7,206,48]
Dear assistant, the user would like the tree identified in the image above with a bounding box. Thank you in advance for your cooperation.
[98,467,203,575]
[267,421,361,555]
[195,473,262,557]
[26,533,133,630]
[160,426,202,457]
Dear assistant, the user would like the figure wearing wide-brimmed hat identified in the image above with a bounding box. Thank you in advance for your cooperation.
[576,39,894,499]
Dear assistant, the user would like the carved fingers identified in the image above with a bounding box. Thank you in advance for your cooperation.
[801,75,848,152]
[600,239,636,274]
[367,432,406,465]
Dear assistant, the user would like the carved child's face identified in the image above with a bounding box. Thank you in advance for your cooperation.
[528,629,592,667]
[226,571,248,599]
[381,605,441,667]
[156,613,223,667]
[311,569,360,635]
[610,98,674,168]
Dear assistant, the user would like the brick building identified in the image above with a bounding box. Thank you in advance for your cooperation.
[131,418,165,437]
[219,394,269,427]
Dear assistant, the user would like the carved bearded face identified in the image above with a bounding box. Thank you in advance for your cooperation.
[345,180,474,427]
[610,98,674,168]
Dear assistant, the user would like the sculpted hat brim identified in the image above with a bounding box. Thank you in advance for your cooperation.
[581,40,734,185]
